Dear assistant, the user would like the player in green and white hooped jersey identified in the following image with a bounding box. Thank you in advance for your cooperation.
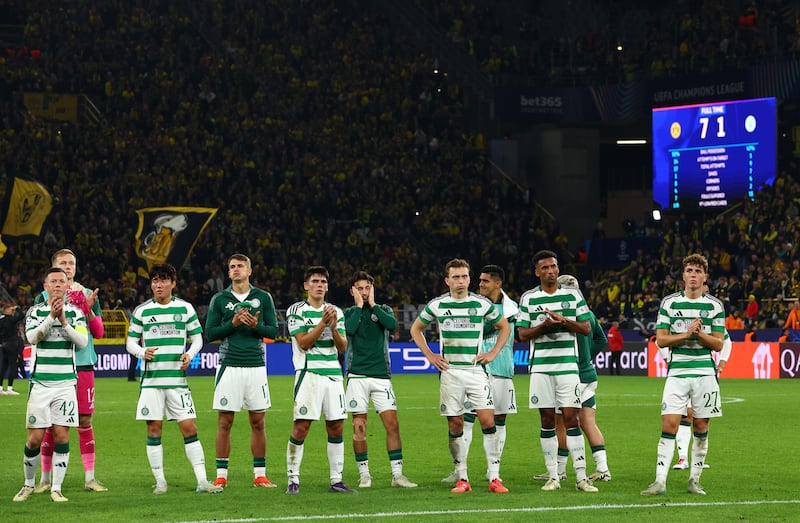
[14,268,88,503]
[534,275,611,483]
[410,259,511,494]
[517,251,598,493]
[641,253,724,496]
[285,266,353,494]
[671,329,731,470]
[207,254,279,489]
[126,263,221,494]
[445,265,518,484]
[35,248,106,494]
[665,283,730,472]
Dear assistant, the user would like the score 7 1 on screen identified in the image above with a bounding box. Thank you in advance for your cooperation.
[652,97,776,211]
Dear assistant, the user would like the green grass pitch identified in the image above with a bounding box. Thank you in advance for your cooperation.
[1,374,797,522]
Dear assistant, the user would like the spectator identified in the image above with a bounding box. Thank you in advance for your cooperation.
[783,301,800,340]
[606,321,624,376]
[744,294,760,327]
[0,302,25,394]
[725,309,744,330]
[744,324,758,342]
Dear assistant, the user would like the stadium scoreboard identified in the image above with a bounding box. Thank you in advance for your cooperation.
[652,97,776,211]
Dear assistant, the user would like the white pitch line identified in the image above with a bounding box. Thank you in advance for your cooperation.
[175,499,800,523]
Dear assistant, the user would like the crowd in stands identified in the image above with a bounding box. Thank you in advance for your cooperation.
[417,0,799,86]
[0,0,563,321]
[584,166,800,333]
[1,0,799,338]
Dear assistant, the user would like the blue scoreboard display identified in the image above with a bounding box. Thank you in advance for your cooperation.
[652,97,776,211]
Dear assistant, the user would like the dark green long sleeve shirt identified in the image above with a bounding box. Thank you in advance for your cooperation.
[344,304,397,378]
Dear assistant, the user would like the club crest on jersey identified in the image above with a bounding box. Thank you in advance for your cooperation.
[468,308,477,316]
[173,313,182,322]
[561,301,570,309]
[673,319,687,332]
[370,313,378,322]
[234,301,253,312]
[700,310,709,318]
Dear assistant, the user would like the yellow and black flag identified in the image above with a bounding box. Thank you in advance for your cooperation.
[2,176,54,237]
[134,206,218,278]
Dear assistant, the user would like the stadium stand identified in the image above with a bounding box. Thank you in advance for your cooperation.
[1,0,798,337]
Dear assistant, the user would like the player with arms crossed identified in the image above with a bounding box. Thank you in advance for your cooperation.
[285,266,354,494]
[126,263,222,495]
[517,251,598,493]
[641,253,724,496]
[14,268,88,503]
[344,270,417,488]
[411,258,511,494]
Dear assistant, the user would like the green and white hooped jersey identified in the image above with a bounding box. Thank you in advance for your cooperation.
[517,285,591,375]
[287,300,345,376]
[37,284,100,367]
[128,297,202,388]
[26,302,87,386]
[418,292,502,366]
[657,291,725,378]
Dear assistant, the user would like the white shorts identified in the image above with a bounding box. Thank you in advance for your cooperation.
[489,375,517,415]
[579,380,598,409]
[439,366,493,417]
[345,375,397,414]
[213,366,271,412]
[293,370,346,421]
[529,373,581,409]
[26,383,79,429]
[661,375,722,419]
[136,387,197,422]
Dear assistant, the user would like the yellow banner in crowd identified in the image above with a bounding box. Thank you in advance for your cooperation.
[134,206,218,278]
[1,176,54,238]
[23,92,79,123]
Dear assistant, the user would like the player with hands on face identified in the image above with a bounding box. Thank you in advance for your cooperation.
[344,271,417,489]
